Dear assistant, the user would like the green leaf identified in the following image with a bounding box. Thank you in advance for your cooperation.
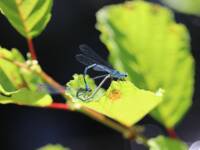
[0,47,49,91]
[12,49,47,91]
[0,47,53,106]
[0,47,26,89]
[66,74,105,102]
[0,0,53,38]
[37,144,70,150]
[11,48,25,62]
[0,67,16,91]
[20,64,44,91]
[0,47,44,91]
[148,136,188,150]
[0,84,52,106]
[161,0,200,16]
[66,74,163,127]
[96,1,194,128]
[0,84,18,97]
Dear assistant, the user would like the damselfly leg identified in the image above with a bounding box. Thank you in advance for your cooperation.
[76,74,111,101]
[93,74,109,80]
[83,63,97,91]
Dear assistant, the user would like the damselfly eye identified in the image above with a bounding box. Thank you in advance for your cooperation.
[124,73,128,77]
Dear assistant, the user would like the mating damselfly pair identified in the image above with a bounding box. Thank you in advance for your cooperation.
[36,45,128,101]
[75,45,128,101]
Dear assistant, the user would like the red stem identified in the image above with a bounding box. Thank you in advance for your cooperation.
[48,102,69,110]
[26,39,68,110]
[166,128,177,139]
[27,38,37,60]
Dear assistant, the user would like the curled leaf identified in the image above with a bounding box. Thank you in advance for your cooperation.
[66,74,163,126]
[66,74,105,102]
[0,84,52,106]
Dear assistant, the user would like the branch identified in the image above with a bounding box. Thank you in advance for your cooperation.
[0,53,145,142]
[78,105,137,139]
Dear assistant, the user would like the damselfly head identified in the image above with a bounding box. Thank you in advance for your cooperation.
[123,72,128,78]
[111,70,128,80]
[119,72,128,81]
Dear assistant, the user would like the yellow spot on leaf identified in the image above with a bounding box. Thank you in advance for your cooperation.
[124,2,135,10]
[151,4,161,14]
[109,89,121,101]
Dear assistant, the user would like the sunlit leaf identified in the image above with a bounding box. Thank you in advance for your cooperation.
[0,0,53,38]
[12,49,46,91]
[96,1,194,128]
[0,47,45,91]
[20,64,44,91]
[0,68,16,91]
[0,47,26,89]
[0,84,18,98]
[37,144,70,150]
[66,74,105,102]
[148,135,188,150]
[66,74,163,126]
[11,48,25,62]
[0,47,52,106]
[0,84,52,106]
[161,0,200,16]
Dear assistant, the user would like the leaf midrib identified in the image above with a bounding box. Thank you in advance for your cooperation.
[14,0,29,38]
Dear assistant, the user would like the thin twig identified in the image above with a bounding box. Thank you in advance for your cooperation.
[48,102,69,110]
[27,38,37,60]
[36,70,72,101]
[166,128,178,139]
